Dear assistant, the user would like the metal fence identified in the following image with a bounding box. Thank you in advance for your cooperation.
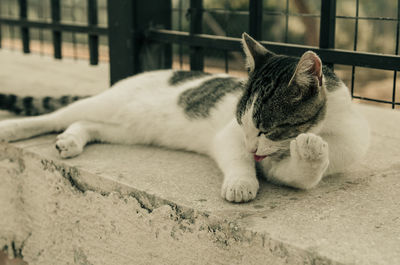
[0,0,399,109]
[0,0,108,64]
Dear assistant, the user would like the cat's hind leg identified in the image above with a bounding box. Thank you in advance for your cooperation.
[55,120,132,158]
[0,114,62,142]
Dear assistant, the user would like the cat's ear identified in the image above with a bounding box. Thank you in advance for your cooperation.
[241,32,273,72]
[289,51,323,88]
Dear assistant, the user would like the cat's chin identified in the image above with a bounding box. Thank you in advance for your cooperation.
[254,154,267,162]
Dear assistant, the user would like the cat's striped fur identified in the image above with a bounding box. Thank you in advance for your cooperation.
[0,94,85,116]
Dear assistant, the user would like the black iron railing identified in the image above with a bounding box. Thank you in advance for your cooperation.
[0,0,399,108]
[0,0,108,63]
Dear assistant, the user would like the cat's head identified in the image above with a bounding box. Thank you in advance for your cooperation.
[237,33,327,162]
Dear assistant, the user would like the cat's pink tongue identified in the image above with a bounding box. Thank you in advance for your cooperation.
[253,154,267,162]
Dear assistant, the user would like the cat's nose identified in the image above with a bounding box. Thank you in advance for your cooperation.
[245,138,258,153]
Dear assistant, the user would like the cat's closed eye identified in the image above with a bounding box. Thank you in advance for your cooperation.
[257,131,267,137]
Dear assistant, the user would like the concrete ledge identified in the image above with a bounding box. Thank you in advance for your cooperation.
[1,50,400,265]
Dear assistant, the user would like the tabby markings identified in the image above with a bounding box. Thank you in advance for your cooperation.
[169,70,211,86]
[236,55,331,141]
[178,77,243,119]
[0,94,85,116]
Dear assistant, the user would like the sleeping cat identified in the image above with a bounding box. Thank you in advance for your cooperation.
[0,33,369,202]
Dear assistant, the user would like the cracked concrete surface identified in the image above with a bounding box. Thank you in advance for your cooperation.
[1,50,400,265]
[0,140,322,265]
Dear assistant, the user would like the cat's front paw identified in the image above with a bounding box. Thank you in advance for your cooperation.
[291,133,328,163]
[289,133,329,189]
[221,176,259,203]
[55,133,83,158]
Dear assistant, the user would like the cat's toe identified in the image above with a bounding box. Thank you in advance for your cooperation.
[221,177,259,203]
[55,134,83,158]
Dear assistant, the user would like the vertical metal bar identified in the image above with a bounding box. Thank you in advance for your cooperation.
[0,0,3,49]
[319,0,336,69]
[71,0,77,60]
[225,1,229,73]
[0,2,2,49]
[350,0,359,97]
[10,26,15,50]
[163,5,173,71]
[392,0,400,109]
[9,26,15,50]
[88,0,99,65]
[319,0,336,49]
[178,0,183,69]
[0,1,2,48]
[107,0,135,85]
[285,0,289,43]
[189,0,204,71]
[107,0,172,85]
[8,1,15,50]
[51,0,62,59]
[38,1,44,55]
[249,0,262,40]
[19,0,30,53]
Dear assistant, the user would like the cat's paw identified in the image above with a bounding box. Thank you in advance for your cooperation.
[288,133,329,189]
[55,133,83,158]
[291,133,328,163]
[221,176,259,203]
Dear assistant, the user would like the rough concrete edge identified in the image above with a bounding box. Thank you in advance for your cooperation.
[0,141,346,265]
[0,144,31,262]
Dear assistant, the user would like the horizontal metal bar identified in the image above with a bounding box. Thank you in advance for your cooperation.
[147,29,240,50]
[146,29,400,71]
[336,15,399,21]
[191,9,321,18]
[264,12,320,18]
[0,18,108,35]
[352,95,399,105]
[172,9,400,21]
[173,8,320,17]
[173,8,399,21]
[204,9,248,16]
[265,13,398,21]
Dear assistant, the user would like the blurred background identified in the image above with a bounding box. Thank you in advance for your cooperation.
[0,0,399,108]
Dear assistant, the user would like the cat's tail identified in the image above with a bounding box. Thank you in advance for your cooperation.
[0,94,88,116]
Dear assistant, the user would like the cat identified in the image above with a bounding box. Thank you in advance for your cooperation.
[0,33,370,203]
